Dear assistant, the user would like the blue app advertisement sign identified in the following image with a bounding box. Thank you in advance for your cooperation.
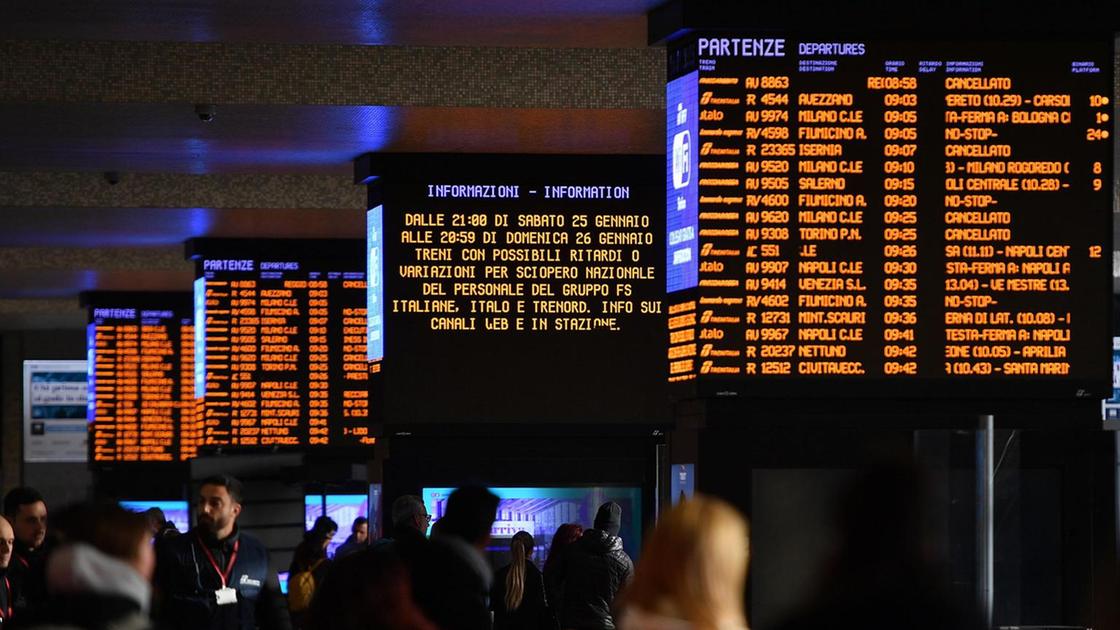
[193,277,207,396]
[666,71,699,293]
[367,205,385,361]
[670,463,695,506]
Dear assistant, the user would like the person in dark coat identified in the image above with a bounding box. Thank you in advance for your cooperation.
[491,531,547,630]
[332,517,369,560]
[552,503,633,630]
[287,516,336,630]
[542,523,582,629]
[412,486,499,630]
[4,487,50,620]
[153,474,291,630]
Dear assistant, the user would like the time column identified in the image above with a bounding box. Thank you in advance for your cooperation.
[872,76,920,376]
[307,279,330,444]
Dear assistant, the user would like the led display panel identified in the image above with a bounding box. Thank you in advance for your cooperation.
[188,239,374,449]
[365,154,667,423]
[84,292,195,462]
[666,35,1112,399]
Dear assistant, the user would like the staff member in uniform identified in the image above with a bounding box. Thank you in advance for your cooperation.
[154,474,290,630]
[3,487,49,618]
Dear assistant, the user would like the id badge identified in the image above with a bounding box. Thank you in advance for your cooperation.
[215,586,238,606]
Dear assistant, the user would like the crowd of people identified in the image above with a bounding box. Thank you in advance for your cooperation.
[0,467,978,630]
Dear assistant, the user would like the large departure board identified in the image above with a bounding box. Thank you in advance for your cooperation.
[188,239,374,448]
[666,36,1112,398]
[83,292,194,463]
[362,154,667,423]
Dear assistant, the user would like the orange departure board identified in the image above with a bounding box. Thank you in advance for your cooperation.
[360,154,667,423]
[188,239,374,448]
[84,292,195,463]
[665,36,1111,398]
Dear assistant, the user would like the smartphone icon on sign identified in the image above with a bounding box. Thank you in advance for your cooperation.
[672,130,690,189]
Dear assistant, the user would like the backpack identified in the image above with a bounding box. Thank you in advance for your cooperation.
[288,559,324,613]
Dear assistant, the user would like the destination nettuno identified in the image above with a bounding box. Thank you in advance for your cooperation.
[945,77,1012,90]
[944,229,1012,241]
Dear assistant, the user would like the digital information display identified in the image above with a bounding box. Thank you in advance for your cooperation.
[188,239,374,448]
[363,154,667,423]
[666,36,1112,398]
[84,293,195,462]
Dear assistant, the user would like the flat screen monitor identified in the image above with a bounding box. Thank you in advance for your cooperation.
[665,34,1112,400]
[364,153,667,424]
[305,494,370,557]
[421,486,642,564]
[120,500,190,533]
[188,239,374,449]
[1103,337,1120,420]
[84,292,195,462]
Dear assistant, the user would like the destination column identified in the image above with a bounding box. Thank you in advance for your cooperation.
[793,85,870,377]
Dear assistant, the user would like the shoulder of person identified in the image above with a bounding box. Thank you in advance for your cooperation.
[236,530,268,552]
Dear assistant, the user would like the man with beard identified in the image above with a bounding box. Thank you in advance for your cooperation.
[154,474,290,630]
[3,487,49,619]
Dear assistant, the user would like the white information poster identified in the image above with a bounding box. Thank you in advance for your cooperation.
[22,360,88,463]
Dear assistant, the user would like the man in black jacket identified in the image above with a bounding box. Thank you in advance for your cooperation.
[553,502,634,630]
[154,474,291,630]
[3,486,49,619]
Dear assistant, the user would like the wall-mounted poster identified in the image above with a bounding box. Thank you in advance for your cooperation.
[23,360,88,463]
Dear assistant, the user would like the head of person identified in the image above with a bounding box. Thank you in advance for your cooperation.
[307,548,436,630]
[544,523,583,573]
[143,507,168,535]
[196,474,243,539]
[594,501,623,537]
[4,487,47,551]
[310,515,339,552]
[351,517,369,545]
[622,496,749,630]
[504,531,535,612]
[0,516,14,570]
[51,502,156,582]
[438,486,499,550]
[391,495,429,536]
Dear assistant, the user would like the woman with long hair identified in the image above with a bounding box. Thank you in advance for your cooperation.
[618,496,750,630]
[542,522,583,625]
[491,531,548,630]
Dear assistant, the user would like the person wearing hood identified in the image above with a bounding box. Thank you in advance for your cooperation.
[552,502,634,630]
[22,503,154,630]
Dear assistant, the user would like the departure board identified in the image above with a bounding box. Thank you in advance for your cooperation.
[187,239,374,448]
[361,154,667,423]
[83,292,194,463]
[665,36,1112,398]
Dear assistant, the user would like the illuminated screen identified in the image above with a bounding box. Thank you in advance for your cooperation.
[188,239,374,449]
[422,486,642,563]
[120,500,190,533]
[84,293,195,462]
[1103,338,1120,420]
[305,494,369,557]
[365,154,667,423]
[666,35,1112,398]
